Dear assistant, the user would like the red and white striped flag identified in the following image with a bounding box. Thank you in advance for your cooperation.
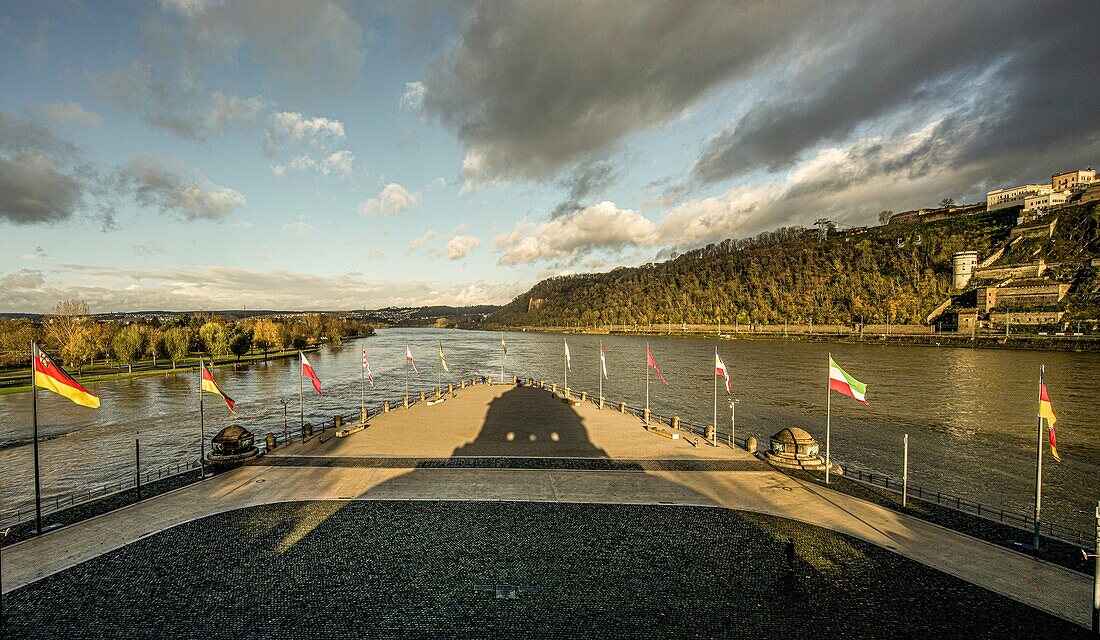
[300,351,322,395]
[362,349,375,388]
[406,344,420,376]
[714,348,731,395]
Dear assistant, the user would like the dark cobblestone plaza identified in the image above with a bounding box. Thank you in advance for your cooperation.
[3,501,1088,639]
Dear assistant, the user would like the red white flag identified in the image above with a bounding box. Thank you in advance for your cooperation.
[714,348,731,395]
[647,343,668,385]
[406,344,420,375]
[362,349,375,388]
[300,351,322,395]
[501,333,508,356]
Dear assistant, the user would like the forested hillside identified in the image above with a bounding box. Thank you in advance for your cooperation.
[489,210,1019,328]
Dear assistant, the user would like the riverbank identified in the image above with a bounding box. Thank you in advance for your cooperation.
[486,325,1100,352]
[0,344,330,395]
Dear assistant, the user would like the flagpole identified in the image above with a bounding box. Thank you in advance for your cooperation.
[645,342,650,424]
[199,358,206,477]
[31,341,42,535]
[1033,364,1044,550]
[298,351,304,434]
[500,334,505,383]
[405,352,409,405]
[598,343,603,406]
[713,349,718,444]
[361,356,366,418]
[563,339,568,398]
[826,352,832,485]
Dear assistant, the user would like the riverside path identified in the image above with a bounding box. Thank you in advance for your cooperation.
[1,382,1093,630]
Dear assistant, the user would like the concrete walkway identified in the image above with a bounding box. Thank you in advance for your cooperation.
[2,383,1093,628]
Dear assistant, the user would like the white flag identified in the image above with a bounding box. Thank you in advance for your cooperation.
[599,341,608,379]
[406,344,420,375]
[564,339,571,370]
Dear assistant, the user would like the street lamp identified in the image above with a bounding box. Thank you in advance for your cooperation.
[728,398,740,448]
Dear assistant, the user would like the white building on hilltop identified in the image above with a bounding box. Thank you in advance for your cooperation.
[1022,190,1071,217]
[986,184,1052,211]
[1051,168,1095,192]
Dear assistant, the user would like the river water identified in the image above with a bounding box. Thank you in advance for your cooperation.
[0,328,1096,533]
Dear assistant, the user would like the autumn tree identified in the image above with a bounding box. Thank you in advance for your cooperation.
[163,327,192,369]
[0,318,37,367]
[112,326,145,375]
[251,319,281,359]
[62,326,98,374]
[144,327,165,367]
[199,321,230,358]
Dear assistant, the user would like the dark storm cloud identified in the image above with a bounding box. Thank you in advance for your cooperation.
[0,112,89,225]
[118,156,246,222]
[420,0,849,183]
[551,159,620,219]
[692,0,1100,185]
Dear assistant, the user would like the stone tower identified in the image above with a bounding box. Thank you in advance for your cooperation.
[952,251,979,289]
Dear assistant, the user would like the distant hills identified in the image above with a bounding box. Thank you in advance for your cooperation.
[0,305,500,328]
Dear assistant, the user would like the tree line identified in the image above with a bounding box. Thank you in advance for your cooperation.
[489,210,1019,328]
[0,301,375,373]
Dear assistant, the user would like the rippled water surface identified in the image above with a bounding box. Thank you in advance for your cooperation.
[0,328,1096,532]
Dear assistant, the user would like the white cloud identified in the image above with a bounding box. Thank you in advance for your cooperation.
[358,183,420,218]
[21,246,50,261]
[446,235,482,260]
[407,229,437,253]
[0,264,528,312]
[268,111,345,145]
[272,150,355,177]
[400,81,425,111]
[282,216,314,236]
[495,201,657,266]
[231,220,253,230]
[41,102,102,127]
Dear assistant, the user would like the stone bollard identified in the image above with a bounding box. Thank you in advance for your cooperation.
[746,436,758,454]
[564,387,570,399]
[448,383,454,394]
[266,433,276,451]
[419,391,426,402]
[383,401,390,413]
[461,379,466,389]
[539,380,545,389]
[580,391,587,402]
[643,408,651,424]
[551,383,557,394]
[512,375,518,385]
[618,402,626,414]
[303,423,313,440]
[487,376,494,385]
[361,407,368,423]
[705,425,716,443]
[671,416,680,430]
[334,415,342,429]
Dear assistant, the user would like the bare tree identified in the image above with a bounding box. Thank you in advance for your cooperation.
[44,299,89,353]
[878,210,894,225]
[939,197,955,209]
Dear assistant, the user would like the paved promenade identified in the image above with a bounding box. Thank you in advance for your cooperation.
[2,383,1093,629]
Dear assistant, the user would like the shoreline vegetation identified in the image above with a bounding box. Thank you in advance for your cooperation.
[0,343,344,395]
[482,324,1100,352]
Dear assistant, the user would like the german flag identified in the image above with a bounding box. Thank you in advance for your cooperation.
[1038,368,1060,462]
[34,348,100,408]
[201,363,236,414]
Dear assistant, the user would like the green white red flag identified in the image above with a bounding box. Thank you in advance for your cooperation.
[828,356,868,406]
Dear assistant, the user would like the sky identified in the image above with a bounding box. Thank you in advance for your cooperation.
[1,0,1097,313]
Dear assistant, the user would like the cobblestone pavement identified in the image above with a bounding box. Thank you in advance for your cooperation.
[3,501,1089,639]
